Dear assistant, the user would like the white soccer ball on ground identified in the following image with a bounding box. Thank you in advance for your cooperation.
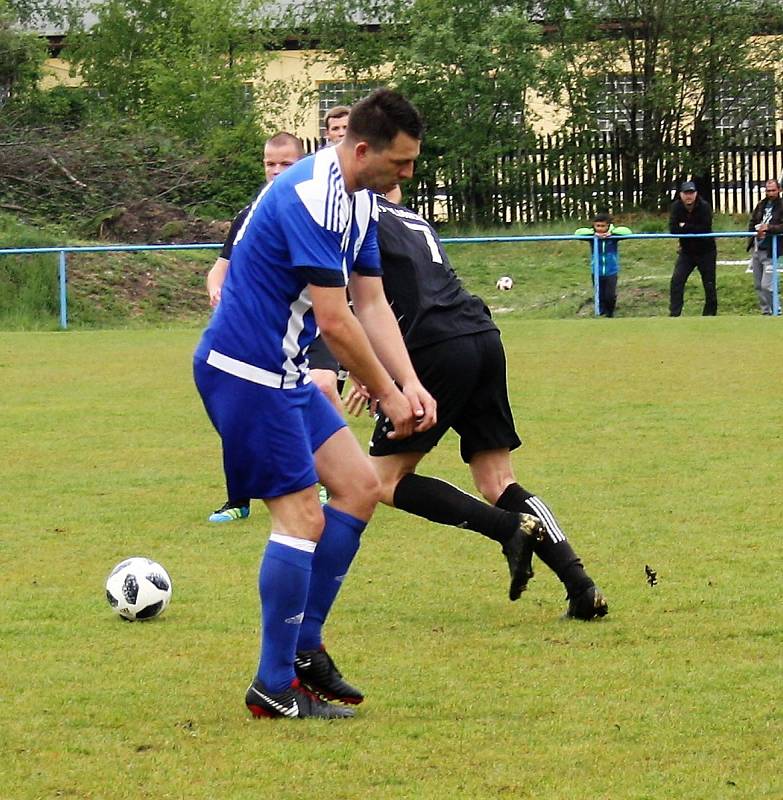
[496,276,514,291]
[105,557,172,621]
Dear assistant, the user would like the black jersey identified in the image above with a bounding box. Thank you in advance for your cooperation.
[219,205,251,260]
[219,182,266,260]
[377,198,496,351]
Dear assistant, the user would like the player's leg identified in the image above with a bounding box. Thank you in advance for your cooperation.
[369,334,541,599]
[248,486,353,719]
[602,274,618,317]
[194,362,352,718]
[453,332,607,620]
[469,450,607,620]
[669,252,693,316]
[293,395,380,704]
[698,255,718,316]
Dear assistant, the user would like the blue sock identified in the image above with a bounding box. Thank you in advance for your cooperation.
[257,534,315,693]
[297,505,366,652]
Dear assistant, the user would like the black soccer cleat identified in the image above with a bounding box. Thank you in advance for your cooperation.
[294,647,364,705]
[245,677,355,720]
[503,512,546,601]
[565,584,609,621]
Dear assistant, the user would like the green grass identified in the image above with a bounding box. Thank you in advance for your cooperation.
[2,320,781,799]
[0,211,770,330]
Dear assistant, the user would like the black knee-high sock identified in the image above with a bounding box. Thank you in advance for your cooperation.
[393,473,519,546]
[496,483,592,595]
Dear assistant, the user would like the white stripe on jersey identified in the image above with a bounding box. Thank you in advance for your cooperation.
[281,287,313,387]
[297,149,349,234]
[527,496,566,543]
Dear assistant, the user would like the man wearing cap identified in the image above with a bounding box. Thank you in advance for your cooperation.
[668,180,718,316]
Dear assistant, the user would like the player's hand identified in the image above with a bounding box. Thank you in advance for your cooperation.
[392,381,436,437]
[403,381,438,433]
[343,382,370,417]
[209,287,221,308]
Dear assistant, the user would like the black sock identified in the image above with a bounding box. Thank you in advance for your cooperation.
[496,483,592,595]
[393,473,519,545]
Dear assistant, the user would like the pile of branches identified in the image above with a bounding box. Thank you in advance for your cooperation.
[0,113,212,234]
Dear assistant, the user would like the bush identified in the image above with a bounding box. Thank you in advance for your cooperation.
[200,121,267,215]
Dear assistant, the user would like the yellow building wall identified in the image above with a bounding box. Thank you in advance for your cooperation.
[40,58,82,90]
[259,50,340,138]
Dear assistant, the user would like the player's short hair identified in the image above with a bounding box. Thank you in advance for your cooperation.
[346,88,424,150]
[765,178,781,189]
[265,131,304,156]
[324,105,350,129]
[593,211,613,224]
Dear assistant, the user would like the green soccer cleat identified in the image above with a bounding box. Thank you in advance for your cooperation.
[208,501,250,523]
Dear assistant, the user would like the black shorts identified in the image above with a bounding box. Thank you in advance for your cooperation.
[307,335,339,373]
[370,329,521,463]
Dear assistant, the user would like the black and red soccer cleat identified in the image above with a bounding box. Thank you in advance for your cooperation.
[245,677,355,719]
[503,512,546,601]
[294,647,364,705]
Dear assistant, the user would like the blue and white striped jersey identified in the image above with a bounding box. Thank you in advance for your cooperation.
[195,147,381,389]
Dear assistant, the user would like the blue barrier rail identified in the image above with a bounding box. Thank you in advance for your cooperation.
[0,233,778,328]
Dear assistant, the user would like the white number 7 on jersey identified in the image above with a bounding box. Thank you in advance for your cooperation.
[403,220,443,264]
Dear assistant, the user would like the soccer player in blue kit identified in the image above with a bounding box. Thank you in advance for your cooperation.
[194,90,438,719]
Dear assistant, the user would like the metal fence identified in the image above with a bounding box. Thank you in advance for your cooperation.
[1,232,778,329]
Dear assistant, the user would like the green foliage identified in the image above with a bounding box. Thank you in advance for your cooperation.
[11,84,92,125]
[302,0,542,224]
[1,323,782,798]
[0,3,47,101]
[65,0,276,143]
[200,120,266,213]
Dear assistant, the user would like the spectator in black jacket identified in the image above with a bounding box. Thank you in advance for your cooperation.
[746,179,783,315]
[668,181,718,316]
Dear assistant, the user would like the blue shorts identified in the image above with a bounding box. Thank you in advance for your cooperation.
[194,358,346,500]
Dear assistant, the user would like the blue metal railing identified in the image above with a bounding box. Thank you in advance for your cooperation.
[0,233,778,328]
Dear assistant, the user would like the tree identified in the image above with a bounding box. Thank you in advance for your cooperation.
[0,1,47,103]
[65,0,288,142]
[298,0,543,224]
[538,0,783,209]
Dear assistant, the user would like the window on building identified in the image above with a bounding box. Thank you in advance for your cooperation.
[712,76,775,138]
[318,81,380,137]
[594,75,644,134]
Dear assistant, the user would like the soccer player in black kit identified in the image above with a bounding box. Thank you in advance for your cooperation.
[361,186,608,620]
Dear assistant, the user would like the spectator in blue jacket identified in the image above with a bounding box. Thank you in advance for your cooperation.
[574,212,632,317]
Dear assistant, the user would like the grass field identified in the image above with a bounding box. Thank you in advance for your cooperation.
[0,210,772,329]
[2,319,781,800]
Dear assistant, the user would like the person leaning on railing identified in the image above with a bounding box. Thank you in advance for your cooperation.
[746,178,783,316]
[574,212,632,318]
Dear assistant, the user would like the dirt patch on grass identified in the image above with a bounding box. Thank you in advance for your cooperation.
[97,201,229,244]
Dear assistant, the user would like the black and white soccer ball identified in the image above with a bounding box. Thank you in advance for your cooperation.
[496,275,514,291]
[105,557,172,621]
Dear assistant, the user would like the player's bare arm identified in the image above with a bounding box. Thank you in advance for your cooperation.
[309,284,421,439]
[348,272,437,434]
[206,256,230,307]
